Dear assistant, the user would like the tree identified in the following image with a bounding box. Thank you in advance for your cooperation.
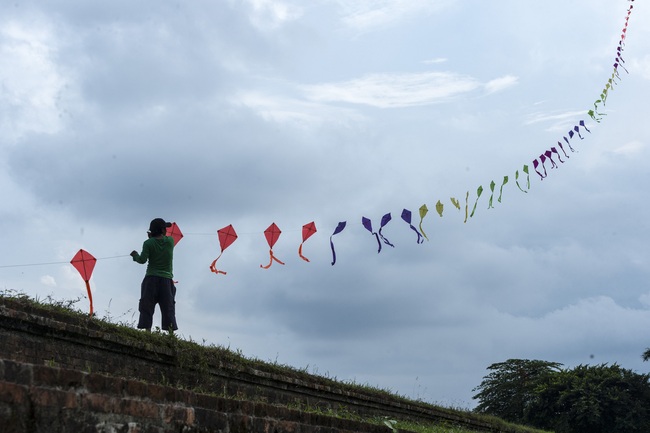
[643,348,650,362]
[531,364,650,433]
[472,359,562,424]
[473,359,650,433]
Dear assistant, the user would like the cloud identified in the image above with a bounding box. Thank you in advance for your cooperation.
[611,140,646,156]
[0,18,68,143]
[241,0,303,31]
[422,58,448,65]
[630,55,650,80]
[302,72,481,108]
[484,75,518,94]
[640,292,650,309]
[40,275,57,287]
[523,109,589,133]
[232,91,367,128]
[334,0,454,32]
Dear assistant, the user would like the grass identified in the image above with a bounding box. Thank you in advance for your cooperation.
[0,289,551,433]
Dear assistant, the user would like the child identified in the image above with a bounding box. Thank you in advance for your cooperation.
[130,218,178,332]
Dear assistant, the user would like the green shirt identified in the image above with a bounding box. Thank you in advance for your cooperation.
[132,236,174,278]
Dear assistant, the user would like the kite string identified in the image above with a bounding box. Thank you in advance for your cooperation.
[0,254,131,269]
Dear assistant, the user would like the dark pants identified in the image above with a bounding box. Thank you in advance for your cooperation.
[137,275,178,331]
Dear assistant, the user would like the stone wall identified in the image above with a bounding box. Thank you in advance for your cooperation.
[0,297,521,433]
[0,358,388,433]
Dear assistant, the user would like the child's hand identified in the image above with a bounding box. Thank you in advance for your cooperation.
[130,251,138,257]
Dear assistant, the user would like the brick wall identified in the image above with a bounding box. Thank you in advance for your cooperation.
[0,297,518,433]
[0,358,393,433]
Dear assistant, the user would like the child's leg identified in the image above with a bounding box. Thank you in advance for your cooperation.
[137,276,157,330]
[158,279,178,331]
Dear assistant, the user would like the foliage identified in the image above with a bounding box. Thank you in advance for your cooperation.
[473,359,650,433]
[472,359,562,424]
[643,348,650,362]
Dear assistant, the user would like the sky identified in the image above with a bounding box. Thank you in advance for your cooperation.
[1,0,650,409]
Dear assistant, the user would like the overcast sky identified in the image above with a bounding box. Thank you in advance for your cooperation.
[2,0,650,408]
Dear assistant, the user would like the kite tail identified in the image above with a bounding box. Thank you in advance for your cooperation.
[85,280,94,317]
[372,232,382,253]
[298,243,310,262]
[261,249,285,269]
[533,158,547,180]
[418,222,429,241]
[408,224,423,244]
[209,251,227,275]
[330,237,338,265]
[378,230,394,249]
[330,222,346,266]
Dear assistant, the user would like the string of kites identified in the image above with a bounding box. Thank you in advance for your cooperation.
[65,0,637,316]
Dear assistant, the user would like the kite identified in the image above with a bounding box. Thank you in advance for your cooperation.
[450,197,461,210]
[400,209,424,244]
[70,249,96,316]
[418,204,429,241]
[329,221,346,266]
[590,1,634,122]
[515,165,530,193]
[260,223,285,269]
[435,200,444,217]
[487,181,496,209]
[469,186,483,218]
[209,224,238,275]
[497,176,509,203]
[166,222,183,246]
[533,155,548,180]
[298,221,317,262]
[362,213,394,253]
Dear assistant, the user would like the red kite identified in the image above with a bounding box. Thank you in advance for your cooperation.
[70,249,96,316]
[261,222,285,269]
[165,222,183,246]
[210,224,238,275]
[298,221,317,262]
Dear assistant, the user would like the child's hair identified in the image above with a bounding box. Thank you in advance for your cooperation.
[148,218,169,237]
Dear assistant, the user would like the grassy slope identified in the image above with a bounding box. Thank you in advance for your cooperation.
[0,290,551,433]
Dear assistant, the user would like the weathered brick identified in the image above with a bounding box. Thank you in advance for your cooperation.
[120,397,160,419]
[30,387,78,409]
[163,404,195,425]
[86,372,125,396]
[81,392,119,413]
[0,382,28,404]
[59,368,86,389]
[3,360,32,386]
[146,383,167,402]
[194,407,229,430]
[30,364,54,384]
[230,414,253,433]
